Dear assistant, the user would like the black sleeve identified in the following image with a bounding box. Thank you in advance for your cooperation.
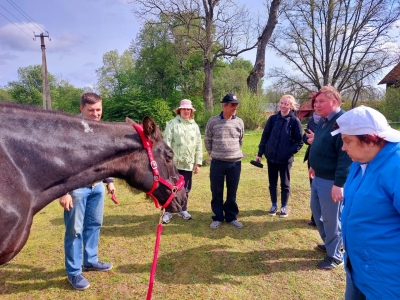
[257,114,275,157]
[291,117,304,155]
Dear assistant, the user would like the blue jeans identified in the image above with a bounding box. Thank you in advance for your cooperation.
[345,268,367,300]
[310,176,343,261]
[64,183,105,276]
[210,159,241,222]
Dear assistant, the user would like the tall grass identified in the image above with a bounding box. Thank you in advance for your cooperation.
[0,130,346,300]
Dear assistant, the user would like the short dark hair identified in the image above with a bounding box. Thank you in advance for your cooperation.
[356,134,385,146]
[81,92,102,107]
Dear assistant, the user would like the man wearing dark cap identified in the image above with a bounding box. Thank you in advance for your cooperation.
[204,93,244,229]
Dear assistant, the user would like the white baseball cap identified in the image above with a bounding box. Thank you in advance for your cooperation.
[331,105,400,142]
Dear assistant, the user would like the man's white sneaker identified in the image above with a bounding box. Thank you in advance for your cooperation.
[162,212,172,224]
[178,211,192,220]
[229,220,243,228]
[210,220,222,229]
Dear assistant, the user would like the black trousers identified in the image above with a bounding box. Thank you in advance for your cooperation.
[210,159,241,222]
[267,160,292,207]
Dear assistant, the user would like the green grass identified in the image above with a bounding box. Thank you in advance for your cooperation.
[0,130,346,300]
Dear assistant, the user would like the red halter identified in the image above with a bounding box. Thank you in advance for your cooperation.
[133,124,184,209]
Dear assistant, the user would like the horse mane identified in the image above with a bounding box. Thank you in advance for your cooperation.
[0,103,78,118]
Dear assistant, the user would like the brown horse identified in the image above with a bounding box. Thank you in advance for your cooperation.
[0,103,186,265]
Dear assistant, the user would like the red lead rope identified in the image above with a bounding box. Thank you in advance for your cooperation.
[132,123,184,299]
[146,215,164,300]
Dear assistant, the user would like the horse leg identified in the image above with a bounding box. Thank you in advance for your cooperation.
[0,195,34,265]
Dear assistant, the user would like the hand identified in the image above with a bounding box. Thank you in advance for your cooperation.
[331,185,344,203]
[194,164,201,174]
[308,167,315,179]
[305,130,314,144]
[106,182,116,194]
[59,194,73,211]
[256,156,262,162]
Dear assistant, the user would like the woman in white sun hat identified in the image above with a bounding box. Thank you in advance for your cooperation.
[331,105,400,300]
[162,99,203,223]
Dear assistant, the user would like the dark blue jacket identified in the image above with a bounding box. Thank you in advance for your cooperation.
[257,111,303,164]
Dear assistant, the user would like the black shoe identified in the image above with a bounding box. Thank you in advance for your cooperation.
[316,244,344,252]
[268,206,277,216]
[317,256,343,270]
[279,207,288,218]
[308,221,316,227]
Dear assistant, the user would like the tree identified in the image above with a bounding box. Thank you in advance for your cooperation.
[0,88,12,102]
[213,58,254,100]
[130,23,183,101]
[268,0,400,105]
[7,65,56,106]
[130,0,257,111]
[247,0,282,94]
[51,78,83,114]
[96,50,136,99]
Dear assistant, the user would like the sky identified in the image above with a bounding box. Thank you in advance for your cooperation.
[0,1,398,91]
[0,0,278,89]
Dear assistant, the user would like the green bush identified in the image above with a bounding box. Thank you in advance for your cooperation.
[150,98,174,130]
[236,91,267,130]
[383,87,400,122]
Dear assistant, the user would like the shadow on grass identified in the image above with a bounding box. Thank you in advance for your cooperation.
[0,264,69,295]
[92,210,317,240]
[117,245,321,285]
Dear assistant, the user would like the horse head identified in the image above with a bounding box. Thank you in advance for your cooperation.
[126,116,187,213]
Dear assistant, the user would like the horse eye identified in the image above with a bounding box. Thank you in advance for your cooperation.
[166,149,174,162]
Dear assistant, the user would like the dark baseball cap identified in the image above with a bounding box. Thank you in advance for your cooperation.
[221,93,240,104]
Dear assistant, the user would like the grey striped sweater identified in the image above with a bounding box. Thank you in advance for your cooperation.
[204,113,244,161]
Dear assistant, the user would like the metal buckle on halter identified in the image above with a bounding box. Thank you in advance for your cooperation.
[150,161,157,169]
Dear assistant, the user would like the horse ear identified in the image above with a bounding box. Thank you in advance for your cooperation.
[125,117,134,124]
[142,116,157,137]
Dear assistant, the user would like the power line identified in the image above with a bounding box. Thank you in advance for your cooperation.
[6,0,45,33]
[0,11,33,39]
[0,4,34,34]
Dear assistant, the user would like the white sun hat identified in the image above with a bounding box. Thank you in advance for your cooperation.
[174,99,195,113]
[331,105,400,142]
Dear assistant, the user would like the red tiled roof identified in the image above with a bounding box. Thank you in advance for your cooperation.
[378,62,400,85]
[297,99,314,120]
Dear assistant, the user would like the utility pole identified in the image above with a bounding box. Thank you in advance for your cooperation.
[34,32,52,110]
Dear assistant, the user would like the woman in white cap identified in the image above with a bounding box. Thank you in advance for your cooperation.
[162,99,203,223]
[331,105,400,300]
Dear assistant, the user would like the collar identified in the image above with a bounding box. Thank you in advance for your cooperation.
[325,107,341,122]
[177,115,194,123]
[219,112,237,119]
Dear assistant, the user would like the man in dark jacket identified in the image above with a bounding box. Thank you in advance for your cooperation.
[307,86,352,270]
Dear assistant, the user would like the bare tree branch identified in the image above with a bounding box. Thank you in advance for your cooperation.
[268,0,400,105]
[129,0,257,110]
